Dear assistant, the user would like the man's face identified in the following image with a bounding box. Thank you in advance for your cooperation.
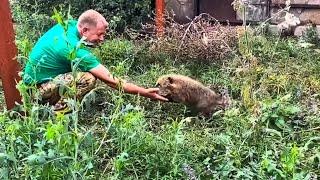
[82,21,108,47]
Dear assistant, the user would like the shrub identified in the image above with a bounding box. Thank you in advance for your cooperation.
[128,13,239,64]
[11,0,152,34]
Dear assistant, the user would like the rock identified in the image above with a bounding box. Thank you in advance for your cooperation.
[294,25,320,37]
[271,8,320,25]
[299,9,320,24]
[266,24,320,37]
[268,24,281,35]
[272,0,320,5]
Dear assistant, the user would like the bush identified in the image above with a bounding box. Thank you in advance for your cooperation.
[300,25,320,46]
[128,13,239,64]
[11,0,152,34]
[92,0,153,32]
[93,39,135,77]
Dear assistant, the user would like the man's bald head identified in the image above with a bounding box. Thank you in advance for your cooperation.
[78,9,108,28]
[77,10,109,46]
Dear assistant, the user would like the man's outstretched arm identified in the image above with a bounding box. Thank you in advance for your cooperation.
[89,64,168,101]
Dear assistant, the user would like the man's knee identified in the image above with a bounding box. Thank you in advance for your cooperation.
[78,72,96,88]
[38,82,60,105]
[82,72,96,84]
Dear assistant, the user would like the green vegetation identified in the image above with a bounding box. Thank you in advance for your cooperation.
[1,2,319,179]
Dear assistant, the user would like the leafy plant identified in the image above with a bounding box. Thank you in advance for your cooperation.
[300,25,320,46]
[260,94,301,131]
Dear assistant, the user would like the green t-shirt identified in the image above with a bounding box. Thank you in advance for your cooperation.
[23,20,100,84]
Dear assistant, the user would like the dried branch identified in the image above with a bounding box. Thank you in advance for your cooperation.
[127,12,239,63]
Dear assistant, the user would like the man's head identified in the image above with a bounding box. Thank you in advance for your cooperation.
[77,9,109,47]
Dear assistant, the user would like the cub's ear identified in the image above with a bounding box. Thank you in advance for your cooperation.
[155,83,160,87]
[168,77,174,84]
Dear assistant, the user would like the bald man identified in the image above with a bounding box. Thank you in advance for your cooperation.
[23,9,167,111]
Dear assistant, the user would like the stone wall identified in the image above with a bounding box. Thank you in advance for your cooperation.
[165,0,320,37]
[236,0,269,22]
[271,0,320,24]
[165,0,197,23]
[271,0,320,36]
[234,0,320,37]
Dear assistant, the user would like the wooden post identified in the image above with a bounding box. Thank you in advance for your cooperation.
[156,0,165,36]
[0,0,22,109]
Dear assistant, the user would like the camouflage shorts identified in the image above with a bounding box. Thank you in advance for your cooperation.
[38,72,96,105]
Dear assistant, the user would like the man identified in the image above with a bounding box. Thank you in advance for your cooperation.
[23,9,167,110]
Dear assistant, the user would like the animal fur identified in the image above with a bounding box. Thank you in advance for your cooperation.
[156,74,230,117]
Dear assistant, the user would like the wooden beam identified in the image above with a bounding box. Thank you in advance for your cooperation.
[156,0,165,36]
[0,0,22,109]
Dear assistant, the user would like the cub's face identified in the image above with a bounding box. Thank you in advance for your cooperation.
[156,76,175,102]
[212,94,230,110]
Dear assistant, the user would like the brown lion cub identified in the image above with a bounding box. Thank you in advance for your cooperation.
[156,74,230,117]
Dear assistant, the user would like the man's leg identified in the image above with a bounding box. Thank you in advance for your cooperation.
[75,72,97,100]
[38,72,96,110]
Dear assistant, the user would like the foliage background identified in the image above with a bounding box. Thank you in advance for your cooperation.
[11,0,152,40]
[2,0,320,179]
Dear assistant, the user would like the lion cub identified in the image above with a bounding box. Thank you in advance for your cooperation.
[156,74,230,117]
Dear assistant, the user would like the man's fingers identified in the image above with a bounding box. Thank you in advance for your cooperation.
[155,94,169,101]
[147,88,159,93]
[144,88,168,101]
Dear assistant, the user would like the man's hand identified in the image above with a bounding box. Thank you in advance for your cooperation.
[142,88,168,102]
[90,65,168,101]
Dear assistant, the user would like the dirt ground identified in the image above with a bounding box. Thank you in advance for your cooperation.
[0,84,6,110]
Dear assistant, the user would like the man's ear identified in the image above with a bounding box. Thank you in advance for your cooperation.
[82,27,89,35]
[83,27,89,33]
[79,24,89,36]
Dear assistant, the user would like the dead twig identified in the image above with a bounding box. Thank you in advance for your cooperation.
[127,11,239,63]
